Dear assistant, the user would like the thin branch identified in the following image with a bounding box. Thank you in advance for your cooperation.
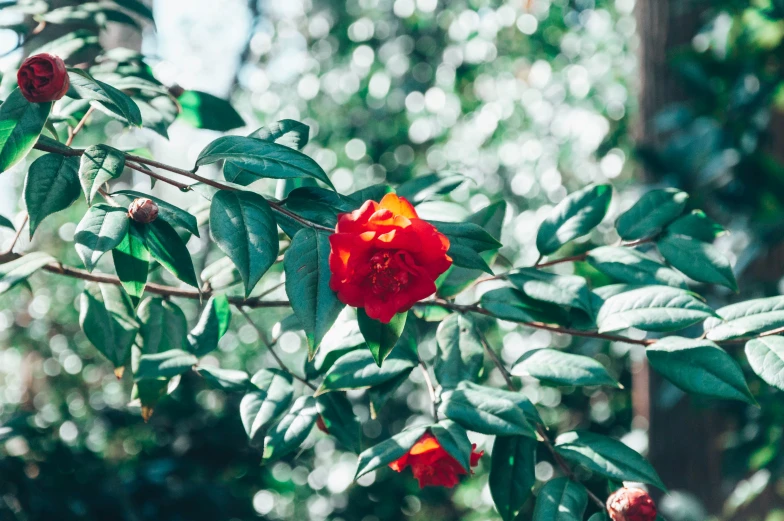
[126,162,191,190]
[418,361,439,421]
[236,306,316,390]
[32,141,334,233]
[475,327,605,509]
[2,214,28,255]
[65,106,96,147]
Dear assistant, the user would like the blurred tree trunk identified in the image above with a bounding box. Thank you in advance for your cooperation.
[635,0,729,514]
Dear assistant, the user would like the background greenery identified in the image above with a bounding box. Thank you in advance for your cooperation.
[0,0,784,520]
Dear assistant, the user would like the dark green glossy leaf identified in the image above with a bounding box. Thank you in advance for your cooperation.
[75,204,129,271]
[187,295,231,357]
[79,282,138,369]
[177,90,244,131]
[431,420,473,473]
[263,396,319,461]
[316,392,362,453]
[396,172,464,204]
[112,221,148,306]
[536,183,612,255]
[358,309,407,366]
[112,190,199,237]
[532,478,587,521]
[431,220,503,273]
[657,233,737,291]
[144,219,198,287]
[0,252,55,295]
[136,297,188,354]
[196,366,249,392]
[316,349,416,394]
[210,190,278,297]
[0,89,51,173]
[284,228,344,357]
[705,296,784,341]
[439,383,536,437]
[435,313,484,389]
[555,431,665,489]
[666,210,725,242]
[135,349,197,380]
[240,368,294,444]
[587,246,687,288]
[24,153,80,237]
[67,68,142,126]
[79,144,125,205]
[512,348,620,388]
[506,268,593,314]
[647,337,755,404]
[490,435,536,521]
[596,286,716,333]
[224,120,311,185]
[616,188,688,241]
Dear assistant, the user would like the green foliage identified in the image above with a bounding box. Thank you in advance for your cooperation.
[78,144,125,205]
[24,153,80,236]
[532,478,588,521]
[490,435,537,521]
[0,89,51,173]
[616,189,688,241]
[512,349,620,388]
[536,184,612,256]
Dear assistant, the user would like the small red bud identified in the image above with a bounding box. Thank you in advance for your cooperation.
[128,198,159,223]
[316,415,329,434]
[17,53,70,103]
[606,488,657,521]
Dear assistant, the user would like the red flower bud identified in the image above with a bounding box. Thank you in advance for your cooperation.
[128,198,159,223]
[606,488,658,521]
[17,53,70,103]
[316,415,329,434]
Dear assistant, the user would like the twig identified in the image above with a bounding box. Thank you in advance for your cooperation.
[2,213,28,254]
[65,106,96,147]
[418,361,439,421]
[236,306,316,390]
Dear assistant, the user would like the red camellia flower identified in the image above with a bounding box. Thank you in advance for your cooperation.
[17,53,70,103]
[606,487,658,521]
[328,193,452,323]
[388,432,483,488]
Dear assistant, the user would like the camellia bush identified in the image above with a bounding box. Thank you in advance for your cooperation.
[3,3,784,521]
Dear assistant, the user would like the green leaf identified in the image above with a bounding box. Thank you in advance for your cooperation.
[481,288,567,325]
[284,228,344,357]
[0,252,55,295]
[113,0,154,20]
[31,29,99,59]
[490,436,537,521]
[177,90,245,131]
[0,214,13,230]
[210,190,278,297]
[195,366,249,392]
[134,93,177,138]
[596,286,716,333]
[135,349,197,380]
[431,420,473,472]
[0,89,51,173]
[79,282,138,369]
[144,219,198,287]
[358,309,407,366]
[187,295,231,357]
[532,478,587,521]
[224,120,311,185]
[397,172,465,204]
[75,204,129,271]
[536,184,612,255]
[196,136,333,188]
[647,337,755,404]
[112,221,148,306]
[745,337,784,391]
[666,210,725,242]
[316,349,416,394]
[438,201,506,298]
[23,153,80,237]
[512,348,620,388]
[506,268,593,314]
[355,426,428,479]
[431,220,503,273]
[136,297,188,353]
[616,188,688,241]
[705,296,784,341]
[587,246,687,289]
[368,370,410,419]
[240,368,294,444]
[316,392,362,453]
[67,68,142,126]
[435,313,484,389]
[657,233,737,291]
[78,144,125,205]
[555,431,665,489]
[439,383,537,437]
[112,190,199,237]
[263,396,319,461]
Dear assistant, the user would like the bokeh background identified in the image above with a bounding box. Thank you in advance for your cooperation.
[1,0,784,520]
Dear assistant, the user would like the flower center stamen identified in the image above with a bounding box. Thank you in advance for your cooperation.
[368,251,409,296]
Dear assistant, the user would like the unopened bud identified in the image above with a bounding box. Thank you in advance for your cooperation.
[128,198,159,223]
[606,488,657,521]
[316,415,329,434]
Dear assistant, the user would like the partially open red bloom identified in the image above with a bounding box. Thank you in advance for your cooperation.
[606,488,658,521]
[328,193,452,323]
[17,53,69,103]
[388,432,483,488]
